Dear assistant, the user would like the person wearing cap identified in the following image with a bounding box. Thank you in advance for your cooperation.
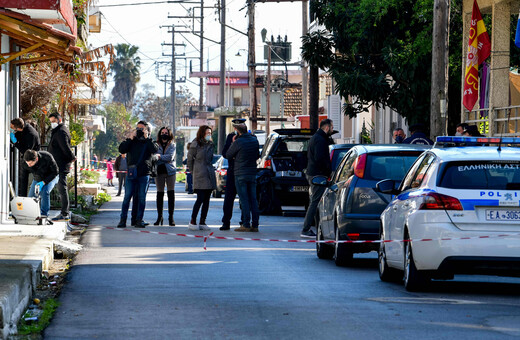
[220,118,245,230]
[224,122,260,232]
[402,123,433,145]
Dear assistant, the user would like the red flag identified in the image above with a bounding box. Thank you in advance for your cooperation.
[463,0,491,111]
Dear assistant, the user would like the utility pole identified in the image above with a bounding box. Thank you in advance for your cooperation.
[171,26,176,136]
[200,0,204,111]
[301,0,308,116]
[248,0,257,130]
[266,41,271,135]
[219,0,226,107]
[430,0,450,138]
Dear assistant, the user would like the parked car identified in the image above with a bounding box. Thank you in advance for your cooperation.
[212,156,228,198]
[313,144,430,266]
[256,128,315,214]
[330,144,356,171]
[377,136,520,291]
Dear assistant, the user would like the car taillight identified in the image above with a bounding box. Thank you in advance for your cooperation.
[353,153,367,178]
[347,233,360,240]
[262,159,272,169]
[419,192,463,211]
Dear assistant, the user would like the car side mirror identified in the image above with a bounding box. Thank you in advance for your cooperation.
[375,179,400,195]
[311,175,329,187]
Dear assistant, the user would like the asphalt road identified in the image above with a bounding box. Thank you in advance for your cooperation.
[45,183,520,339]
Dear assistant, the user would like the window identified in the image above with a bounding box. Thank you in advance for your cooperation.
[439,161,520,190]
[336,150,358,182]
[401,153,435,191]
[365,152,424,182]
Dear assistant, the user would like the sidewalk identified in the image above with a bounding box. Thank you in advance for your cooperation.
[0,214,68,339]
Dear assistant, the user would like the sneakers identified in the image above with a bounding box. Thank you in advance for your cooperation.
[188,223,199,231]
[300,229,317,238]
[52,214,70,222]
[250,227,259,232]
[234,225,252,232]
[199,224,211,231]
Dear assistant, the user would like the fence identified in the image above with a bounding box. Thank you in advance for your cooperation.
[464,105,520,136]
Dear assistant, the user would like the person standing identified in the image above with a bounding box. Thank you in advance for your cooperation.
[220,118,245,230]
[187,125,216,231]
[301,119,334,238]
[22,150,59,218]
[392,128,406,144]
[106,158,114,186]
[117,121,158,228]
[48,112,76,221]
[455,123,469,136]
[402,123,434,145]
[114,153,127,196]
[183,143,194,194]
[10,117,40,197]
[224,123,260,232]
[154,127,176,226]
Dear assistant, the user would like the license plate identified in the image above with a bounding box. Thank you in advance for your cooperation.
[291,186,309,192]
[486,210,520,221]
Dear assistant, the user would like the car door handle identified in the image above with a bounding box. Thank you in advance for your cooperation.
[403,202,410,208]
[393,205,398,212]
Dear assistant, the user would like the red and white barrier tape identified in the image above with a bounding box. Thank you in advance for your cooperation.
[97,225,520,250]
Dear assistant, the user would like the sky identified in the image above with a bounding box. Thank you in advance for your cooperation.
[88,0,306,101]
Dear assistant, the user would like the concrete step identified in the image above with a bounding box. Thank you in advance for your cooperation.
[0,265,32,339]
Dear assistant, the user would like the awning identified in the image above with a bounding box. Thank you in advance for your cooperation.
[0,8,79,66]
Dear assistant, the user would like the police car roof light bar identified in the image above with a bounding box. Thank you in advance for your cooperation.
[434,136,520,147]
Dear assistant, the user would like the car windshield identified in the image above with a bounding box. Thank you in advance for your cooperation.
[439,161,520,190]
[365,152,423,181]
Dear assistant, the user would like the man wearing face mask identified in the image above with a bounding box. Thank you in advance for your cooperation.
[301,119,334,238]
[48,112,76,221]
[455,123,469,136]
[117,121,158,228]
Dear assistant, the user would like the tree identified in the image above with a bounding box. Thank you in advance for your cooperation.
[303,0,435,127]
[133,85,196,131]
[94,103,137,159]
[111,44,141,110]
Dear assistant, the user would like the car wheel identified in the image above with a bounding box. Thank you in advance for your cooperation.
[334,227,353,267]
[257,182,280,215]
[403,235,430,291]
[378,232,401,282]
[316,216,334,260]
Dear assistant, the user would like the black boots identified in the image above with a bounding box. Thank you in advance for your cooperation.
[154,192,164,225]
[117,219,126,228]
[167,190,175,226]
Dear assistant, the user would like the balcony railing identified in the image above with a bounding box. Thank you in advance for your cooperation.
[463,105,520,136]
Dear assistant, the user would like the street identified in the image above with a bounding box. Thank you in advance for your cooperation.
[44,183,520,339]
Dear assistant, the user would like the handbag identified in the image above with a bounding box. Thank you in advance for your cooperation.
[127,144,147,179]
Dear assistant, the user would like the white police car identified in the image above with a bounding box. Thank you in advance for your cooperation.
[376,136,520,291]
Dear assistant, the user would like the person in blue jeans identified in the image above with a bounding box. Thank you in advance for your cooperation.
[117,121,158,228]
[22,150,59,217]
[224,123,260,232]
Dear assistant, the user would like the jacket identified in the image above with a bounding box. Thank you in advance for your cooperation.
[119,137,158,177]
[156,142,176,177]
[187,139,216,190]
[402,132,433,145]
[48,123,75,171]
[222,133,236,172]
[13,123,40,156]
[224,133,259,177]
[22,151,59,184]
[306,128,332,177]
[114,155,127,172]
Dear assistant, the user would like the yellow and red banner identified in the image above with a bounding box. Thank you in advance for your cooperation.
[463,0,491,111]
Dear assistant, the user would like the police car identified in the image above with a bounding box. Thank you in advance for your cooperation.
[376,136,520,291]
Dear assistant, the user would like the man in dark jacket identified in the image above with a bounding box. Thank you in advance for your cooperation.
[48,113,76,221]
[117,121,158,228]
[114,153,127,196]
[301,119,334,238]
[225,123,260,232]
[23,150,59,217]
[10,118,40,197]
[402,124,433,145]
[220,118,246,231]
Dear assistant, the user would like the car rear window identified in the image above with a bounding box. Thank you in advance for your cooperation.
[365,152,423,181]
[332,150,349,170]
[274,138,309,154]
[439,161,520,190]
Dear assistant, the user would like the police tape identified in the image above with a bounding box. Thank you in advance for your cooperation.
[78,167,190,174]
[97,225,520,250]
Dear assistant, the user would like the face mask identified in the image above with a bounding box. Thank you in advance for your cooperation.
[395,135,404,144]
[455,132,462,136]
[136,128,145,138]
[161,135,169,141]
[51,122,58,129]
[205,135,212,142]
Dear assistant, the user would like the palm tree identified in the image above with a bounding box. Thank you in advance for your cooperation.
[111,44,141,110]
